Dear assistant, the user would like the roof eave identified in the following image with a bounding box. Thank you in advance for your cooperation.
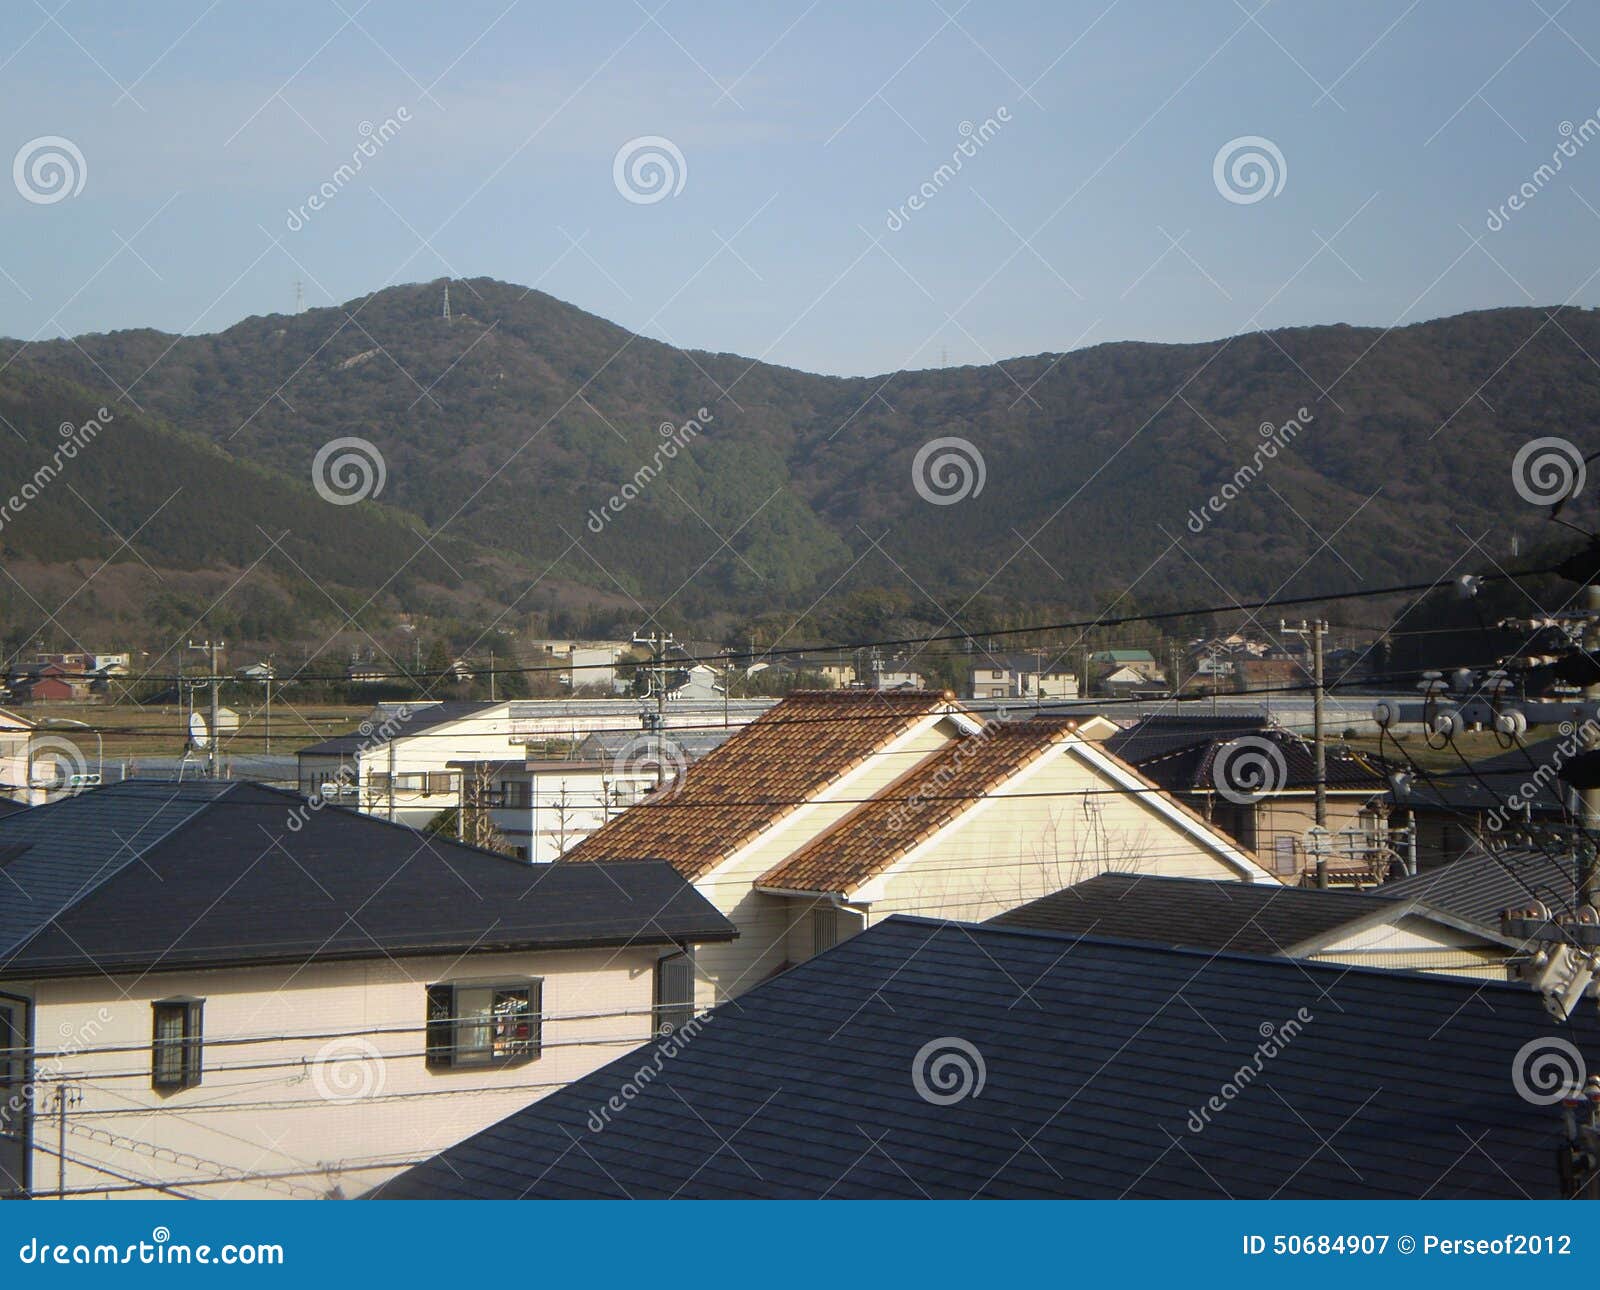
[0,924,740,982]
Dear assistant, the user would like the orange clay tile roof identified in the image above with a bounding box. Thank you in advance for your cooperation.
[560,689,959,880]
[757,716,1083,896]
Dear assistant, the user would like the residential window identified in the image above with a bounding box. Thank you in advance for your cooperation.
[426,980,540,1069]
[0,998,23,1197]
[653,952,695,1036]
[425,772,453,796]
[368,772,391,792]
[151,999,203,1091]
[0,1000,22,1106]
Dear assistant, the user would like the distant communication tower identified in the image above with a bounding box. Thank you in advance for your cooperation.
[442,280,451,322]
[294,280,304,314]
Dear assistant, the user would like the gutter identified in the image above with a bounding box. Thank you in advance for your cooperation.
[752,884,868,916]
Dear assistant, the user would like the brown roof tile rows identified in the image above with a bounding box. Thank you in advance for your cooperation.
[758,716,1081,896]
[561,690,957,880]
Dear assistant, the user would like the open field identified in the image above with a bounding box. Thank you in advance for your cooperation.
[19,701,374,764]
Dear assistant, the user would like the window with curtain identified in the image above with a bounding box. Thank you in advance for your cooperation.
[426,980,541,1069]
[151,998,204,1091]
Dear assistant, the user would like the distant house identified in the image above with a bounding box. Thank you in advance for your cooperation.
[994,872,1521,978]
[1108,723,1391,882]
[8,663,95,704]
[0,780,734,1199]
[1086,649,1165,697]
[746,654,856,689]
[296,701,518,826]
[506,697,773,759]
[1232,656,1310,693]
[563,690,1273,1011]
[0,708,33,803]
[564,646,625,692]
[1391,737,1567,871]
[965,653,1078,700]
[449,729,736,862]
[344,661,387,685]
[380,915,1598,1199]
[866,660,925,690]
[667,662,723,701]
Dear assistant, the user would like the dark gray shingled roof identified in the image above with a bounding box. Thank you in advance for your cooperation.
[0,780,734,977]
[0,781,228,960]
[1394,738,1570,818]
[989,872,1412,955]
[1378,845,1584,928]
[1099,714,1269,765]
[377,915,1596,1199]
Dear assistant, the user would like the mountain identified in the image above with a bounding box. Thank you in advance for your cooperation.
[5,281,1598,654]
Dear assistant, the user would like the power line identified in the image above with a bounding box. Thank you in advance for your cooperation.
[20,563,1555,689]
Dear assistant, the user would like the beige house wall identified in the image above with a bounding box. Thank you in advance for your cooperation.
[6,943,666,1199]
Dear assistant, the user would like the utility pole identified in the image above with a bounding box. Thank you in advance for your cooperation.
[632,629,677,787]
[489,651,496,702]
[1281,619,1329,886]
[1583,584,1600,907]
[185,641,223,776]
[1312,619,1327,831]
[263,661,272,755]
[50,1083,79,1199]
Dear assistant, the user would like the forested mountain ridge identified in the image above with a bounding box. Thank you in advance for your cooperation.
[7,282,1598,648]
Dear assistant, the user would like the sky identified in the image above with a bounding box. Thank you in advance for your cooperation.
[5,0,1600,376]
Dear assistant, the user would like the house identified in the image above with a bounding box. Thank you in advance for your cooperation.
[666,662,724,701]
[1377,843,1586,932]
[965,652,1078,700]
[524,640,632,693]
[563,691,1274,1011]
[993,872,1522,977]
[1232,656,1309,694]
[572,644,628,694]
[0,709,34,804]
[1109,724,1392,882]
[507,696,773,760]
[745,653,856,690]
[1086,649,1166,697]
[344,661,387,685]
[296,700,519,826]
[449,729,736,862]
[30,652,92,670]
[865,659,925,689]
[378,914,1600,1199]
[8,663,95,704]
[450,757,653,862]
[0,780,734,1199]
[1389,737,1568,871]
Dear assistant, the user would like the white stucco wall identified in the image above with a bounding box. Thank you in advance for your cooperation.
[5,943,669,1199]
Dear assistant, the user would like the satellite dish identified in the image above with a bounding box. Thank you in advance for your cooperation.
[188,711,210,749]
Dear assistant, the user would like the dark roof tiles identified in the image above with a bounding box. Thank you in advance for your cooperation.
[380,916,1595,1199]
[0,780,733,977]
[992,872,1400,955]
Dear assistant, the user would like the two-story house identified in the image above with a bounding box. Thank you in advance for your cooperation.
[0,780,733,1199]
[563,690,1276,1010]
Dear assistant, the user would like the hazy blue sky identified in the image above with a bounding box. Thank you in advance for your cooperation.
[5,0,1600,374]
